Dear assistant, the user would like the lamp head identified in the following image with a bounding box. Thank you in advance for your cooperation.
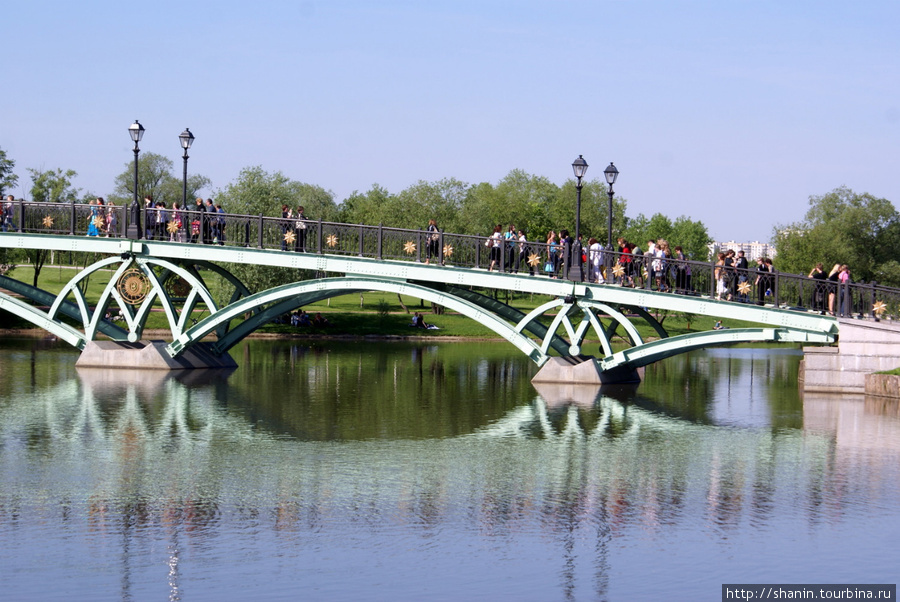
[572,155,589,180]
[128,120,145,143]
[179,128,194,150]
[604,162,619,186]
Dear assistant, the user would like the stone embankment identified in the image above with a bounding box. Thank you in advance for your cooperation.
[802,319,900,395]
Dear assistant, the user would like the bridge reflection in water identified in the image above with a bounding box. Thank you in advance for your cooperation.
[2,342,899,598]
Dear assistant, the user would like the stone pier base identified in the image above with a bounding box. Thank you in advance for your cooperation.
[801,319,900,393]
[531,357,641,385]
[76,340,237,370]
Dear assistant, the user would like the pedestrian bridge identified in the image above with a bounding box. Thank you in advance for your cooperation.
[0,202,896,383]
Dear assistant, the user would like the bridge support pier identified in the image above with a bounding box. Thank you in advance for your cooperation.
[76,340,237,370]
[531,357,641,386]
[801,319,900,394]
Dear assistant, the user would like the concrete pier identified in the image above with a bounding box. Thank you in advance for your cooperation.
[801,319,900,393]
[531,357,641,385]
[76,340,237,370]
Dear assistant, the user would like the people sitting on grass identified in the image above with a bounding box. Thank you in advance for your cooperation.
[312,312,329,327]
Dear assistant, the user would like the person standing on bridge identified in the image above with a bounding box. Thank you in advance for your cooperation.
[294,206,308,252]
[588,237,603,283]
[204,199,216,244]
[735,250,749,302]
[826,263,841,315]
[487,225,503,272]
[192,197,205,244]
[809,263,827,314]
[425,219,440,265]
[715,252,727,300]
[87,199,101,237]
[106,201,118,237]
[546,231,559,278]
[3,195,16,232]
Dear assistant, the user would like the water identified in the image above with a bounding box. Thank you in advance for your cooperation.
[1,339,898,601]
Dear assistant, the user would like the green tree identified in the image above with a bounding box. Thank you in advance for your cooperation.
[670,216,712,261]
[213,166,339,292]
[109,152,210,207]
[625,213,710,260]
[27,167,80,203]
[0,147,18,197]
[339,184,394,226]
[25,167,81,286]
[773,186,900,284]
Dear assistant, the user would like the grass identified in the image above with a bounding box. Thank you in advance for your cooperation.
[2,263,767,342]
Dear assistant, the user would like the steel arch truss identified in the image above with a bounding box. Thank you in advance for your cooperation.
[170,281,664,367]
[170,277,554,363]
[0,256,254,348]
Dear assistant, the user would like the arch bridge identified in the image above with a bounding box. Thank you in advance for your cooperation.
[1,205,891,383]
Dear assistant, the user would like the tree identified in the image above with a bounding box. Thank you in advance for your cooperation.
[773,186,900,285]
[27,167,80,203]
[25,167,81,287]
[625,213,710,260]
[0,147,18,197]
[109,152,210,207]
[213,166,340,292]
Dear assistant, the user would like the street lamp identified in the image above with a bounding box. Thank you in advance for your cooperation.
[127,120,145,239]
[179,128,194,208]
[569,155,588,282]
[604,162,619,283]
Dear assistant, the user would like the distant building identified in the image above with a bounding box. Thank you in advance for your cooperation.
[709,240,776,261]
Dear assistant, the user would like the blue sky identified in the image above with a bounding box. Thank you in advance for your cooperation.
[3,0,898,243]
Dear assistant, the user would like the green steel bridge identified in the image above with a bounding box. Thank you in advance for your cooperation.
[1,201,895,382]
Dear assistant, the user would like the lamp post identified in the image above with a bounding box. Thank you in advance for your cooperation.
[569,155,588,282]
[604,162,619,283]
[126,120,145,239]
[179,128,194,208]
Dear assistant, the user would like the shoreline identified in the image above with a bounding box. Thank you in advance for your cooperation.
[0,328,502,343]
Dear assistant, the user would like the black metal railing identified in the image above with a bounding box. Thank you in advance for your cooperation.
[7,199,900,322]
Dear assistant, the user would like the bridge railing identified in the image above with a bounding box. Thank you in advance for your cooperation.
[8,200,900,321]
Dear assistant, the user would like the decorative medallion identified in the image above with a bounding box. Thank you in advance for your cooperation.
[42,215,54,228]
[283,231,296,245]
[527,253,541,267]
[442,244,454,258]
[873,300,887,316]
[166,275,191,299]
[737,281,752,295]
[93,216,105,228]
[326,234,339,248]
[612,264,625,278]
[116,268,149,305]
[167,221,179,233]
[404,241,416,254]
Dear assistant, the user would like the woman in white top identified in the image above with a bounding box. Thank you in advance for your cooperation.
[588,237,604,283]
[487,225,503,271]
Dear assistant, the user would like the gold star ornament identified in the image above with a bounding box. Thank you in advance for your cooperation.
[612,264,625,278]
[42,215,54,228]
[527,253,541,267]
[442,244,454,258]
[738,281,752,295]
[326,234,339,248]
[404,241,416,254]
[283,231,296,245]
[93,216,105,228]
[167,221,179,233]
[873,300,887,316]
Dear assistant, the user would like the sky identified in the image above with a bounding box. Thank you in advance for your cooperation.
[3,0,898,243]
